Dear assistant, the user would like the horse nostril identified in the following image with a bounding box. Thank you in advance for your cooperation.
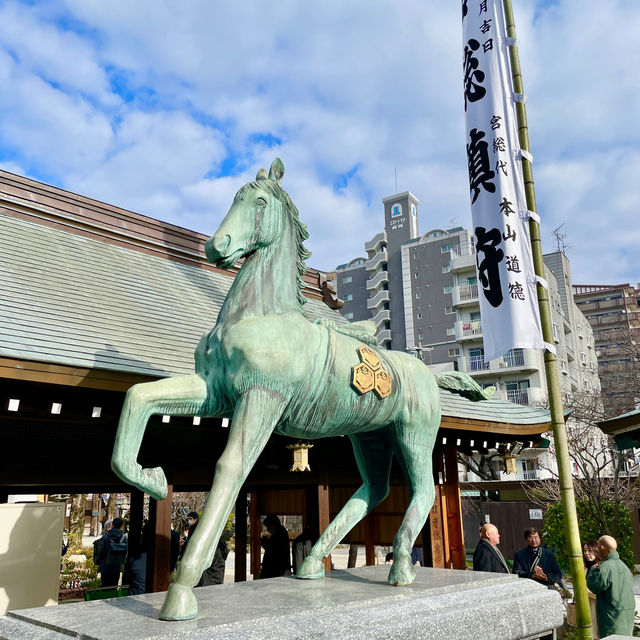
[214,234,231,254]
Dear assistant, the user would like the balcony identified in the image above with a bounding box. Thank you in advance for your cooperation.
[449,244,476,272]
[506,389,529,405]
[365,250,388,274]
[459,355,490,373]
[454,320,482,341]
[452,284,479,307]
[498,469,542,481]
[366,270,389,291]
[365,231,387,255]
[371,309,391,328]
[377,329,391,344]
[367,290,390,311]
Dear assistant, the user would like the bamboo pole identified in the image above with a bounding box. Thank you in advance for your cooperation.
[500,1,593,637]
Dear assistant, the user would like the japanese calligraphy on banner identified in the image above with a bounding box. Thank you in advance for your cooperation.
[462,0,544,362]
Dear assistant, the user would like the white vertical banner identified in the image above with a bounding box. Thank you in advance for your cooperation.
[462,0,544,362]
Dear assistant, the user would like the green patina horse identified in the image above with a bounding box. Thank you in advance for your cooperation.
[111,158,492,621]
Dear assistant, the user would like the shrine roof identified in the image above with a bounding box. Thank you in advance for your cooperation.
[439,389,553,434]
[0,170,344,379]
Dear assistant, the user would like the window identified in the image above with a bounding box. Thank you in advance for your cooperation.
[443,286,452,294]
[441,244,453,253]
[448,348,460,357]
[391,203,402,217]
[414,272,420,279]
[411,204,417,217]
[415,291,421,299]
[345,312,354,319]
[342,276,352,284]
[417,332,423,340]
[470,311,481,321]
[446,327,455,336]
[580,352,586,364]
[417,313,422,319]
[344,293,353,301]
[552,323,559,342]
[445,305,455,314]
[442,265,451,273]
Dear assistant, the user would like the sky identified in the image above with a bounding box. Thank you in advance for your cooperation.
[0,0,638,285]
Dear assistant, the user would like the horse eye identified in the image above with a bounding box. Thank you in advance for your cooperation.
[256,197,267,207]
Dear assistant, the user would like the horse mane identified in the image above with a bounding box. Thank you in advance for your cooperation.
[238,180,312,307]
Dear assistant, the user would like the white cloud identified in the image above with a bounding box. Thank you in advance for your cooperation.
[0,0,636,285]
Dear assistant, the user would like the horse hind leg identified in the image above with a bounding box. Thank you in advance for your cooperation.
[111,374,208,500]
[387,415,438,587]
[298,429,393,580]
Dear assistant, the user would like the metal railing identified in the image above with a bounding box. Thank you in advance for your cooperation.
[503,349,525,368]
[506,389,529,405]
[468,355,490,371]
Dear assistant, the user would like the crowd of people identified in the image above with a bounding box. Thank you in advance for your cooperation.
[472,524,636,638]
[91,512,310,594]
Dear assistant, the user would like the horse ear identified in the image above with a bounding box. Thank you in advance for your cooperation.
[268,158,284,183]
[256,168,268,181]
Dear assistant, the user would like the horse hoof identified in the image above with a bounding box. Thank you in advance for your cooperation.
[159,584,198,621]
[388,557,416,586]
[296,556,325,580]
[141,466,168,501]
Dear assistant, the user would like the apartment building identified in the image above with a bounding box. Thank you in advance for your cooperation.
[573,283,640,415]
[334,191,601,482]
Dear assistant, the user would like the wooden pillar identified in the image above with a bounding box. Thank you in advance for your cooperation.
[129,489,144,557]
[249,491,261,578]
[365,513,375,566]
[429,485,446,568]
[444,446,466,569]
[146,484,173,593]
[317,483,331,572]
[89,493,100,536]
[234,490,247,582]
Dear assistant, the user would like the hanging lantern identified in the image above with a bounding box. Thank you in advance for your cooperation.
[286,442,313,472]
[504,455,518,475]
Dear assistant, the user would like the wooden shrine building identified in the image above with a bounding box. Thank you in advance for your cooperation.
[0,170,556,591]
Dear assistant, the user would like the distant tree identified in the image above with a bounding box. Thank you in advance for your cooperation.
[543,499,635,571]
[457,450,503,481]
[527,390,640,559]
[68,494,87,551]
[597,326,640,417]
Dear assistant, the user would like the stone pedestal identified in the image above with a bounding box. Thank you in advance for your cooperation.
[0,566,564,639]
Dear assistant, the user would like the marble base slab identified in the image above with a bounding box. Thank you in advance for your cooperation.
[0,566,565,640]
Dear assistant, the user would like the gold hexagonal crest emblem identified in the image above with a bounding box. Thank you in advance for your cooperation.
[352,362,375,394]
[374,369,392,399]
[358,345,381,371]
[351,346,393,399]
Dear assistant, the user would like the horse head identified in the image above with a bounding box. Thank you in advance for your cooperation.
[206,158,287,268]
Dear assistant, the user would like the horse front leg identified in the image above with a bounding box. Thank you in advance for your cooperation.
[160,386,288,621]
[111,374,208,500]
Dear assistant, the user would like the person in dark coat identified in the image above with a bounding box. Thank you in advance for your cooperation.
[260,514,291,579]
[292,525,314,575]
[181,511,229,586]
[587,535,635,637]
[513,527,562,586]
[123,523,149,595]
[473,524,510,573]
[582,541,599,577]
[94,517,128,587]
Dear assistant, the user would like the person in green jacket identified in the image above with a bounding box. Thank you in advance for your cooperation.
[586,535,635,637]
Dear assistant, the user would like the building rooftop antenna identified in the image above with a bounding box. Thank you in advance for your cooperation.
[552,223,568,254]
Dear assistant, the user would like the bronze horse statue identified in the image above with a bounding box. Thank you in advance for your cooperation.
[111,158,492,620]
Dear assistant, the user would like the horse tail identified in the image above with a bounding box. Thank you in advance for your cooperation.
[435,371,495,401]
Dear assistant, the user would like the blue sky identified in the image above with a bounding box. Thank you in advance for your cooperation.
[0,0,638,285]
